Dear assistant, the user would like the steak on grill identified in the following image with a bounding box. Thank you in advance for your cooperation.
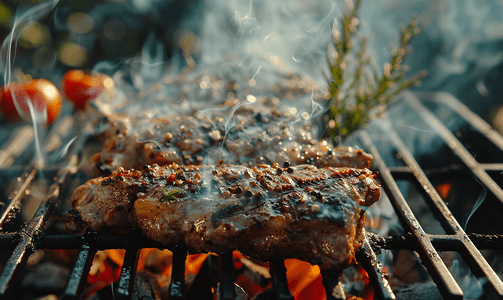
[66,162,380,271]
[83,96,372,177]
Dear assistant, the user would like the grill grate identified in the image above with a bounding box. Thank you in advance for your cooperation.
[0,92,502,299]
[358,91,503,299]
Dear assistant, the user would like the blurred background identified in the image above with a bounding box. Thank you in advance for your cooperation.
[0,0,502,133]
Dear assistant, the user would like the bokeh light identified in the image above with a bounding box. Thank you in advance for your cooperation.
[246,95,256,103]
[19,22,50,49]
[0,2,13,28]
[177,30,200,55]
[58,42,88,67]
[66,12,94,34]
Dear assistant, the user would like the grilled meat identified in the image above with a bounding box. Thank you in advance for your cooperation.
[82,70,371,177]
[85,111,372,176]
[67,163,380,271]
[69,68,380,272]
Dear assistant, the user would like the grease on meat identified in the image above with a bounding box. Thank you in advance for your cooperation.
[68,163,380,271]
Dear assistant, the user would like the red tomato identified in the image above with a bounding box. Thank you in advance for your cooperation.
[61,70,115,110]
[0,79,62,125]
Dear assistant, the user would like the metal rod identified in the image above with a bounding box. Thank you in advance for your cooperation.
[374,124,461,234]
[459,240,503,298]
[427,92,503,152]
[0,171,67,298]
[168,245,186,300]
[219,251,235,300]
[269,258,294,300]
[397,95,503,297]
[62,238,96,300]
[320,270,344,300]
[115,245,140,300]
[0,237,33,299]
[467,233,503,249]
[360,130,464,300]
[357,233,396,300]
[405,95,503,205]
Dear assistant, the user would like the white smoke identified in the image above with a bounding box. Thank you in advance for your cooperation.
[1,0,59,86]
[199,0,339,83]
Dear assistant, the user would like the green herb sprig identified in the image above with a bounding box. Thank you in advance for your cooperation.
[160,189,180,202]
[325,0,426,142]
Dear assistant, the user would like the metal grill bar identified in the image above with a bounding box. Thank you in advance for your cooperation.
[219,251,235,300]
[168,245,186,299]
[115,245,140,299]
[406,95,503,297]
[359,92,503,299]
[427,92,503,152]
[360,130,464,300]
[365,232,503,252]
[269,259,294,300]
[357,234,396,300]
[62,237,96,300]
[405,95,503,204]
[0,234,34,299]
[0,169,69,298]
[0,92,502,299]
[321,270,345,300]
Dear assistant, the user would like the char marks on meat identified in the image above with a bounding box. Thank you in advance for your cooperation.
[68,68,381,273]
[68,163,380,271]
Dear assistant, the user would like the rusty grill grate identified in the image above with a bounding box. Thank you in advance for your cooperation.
[0,91,502,299]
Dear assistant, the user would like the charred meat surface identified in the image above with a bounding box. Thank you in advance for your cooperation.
[68,163,380,271]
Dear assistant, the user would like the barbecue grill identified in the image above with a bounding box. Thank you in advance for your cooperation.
[0,91,502,300]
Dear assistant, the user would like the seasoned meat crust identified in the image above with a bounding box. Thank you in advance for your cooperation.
[68,163,380,271]
[84,106,372,177]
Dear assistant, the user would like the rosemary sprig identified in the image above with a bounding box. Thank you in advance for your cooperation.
[325,0,426,142]
[160,189,180,202]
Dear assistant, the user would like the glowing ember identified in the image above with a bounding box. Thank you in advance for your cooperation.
[435,182,452,200]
